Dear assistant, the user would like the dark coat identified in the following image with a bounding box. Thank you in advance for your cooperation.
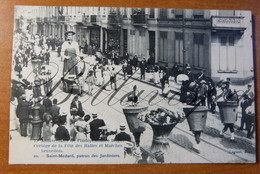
[50,105,60,118]
[70,100,84,116]
[55,125,70,141]
[43,98,52,111]
[139,61,146,74]
[16,99,30,120]
[89,118,106,140]
[114,132,131,142]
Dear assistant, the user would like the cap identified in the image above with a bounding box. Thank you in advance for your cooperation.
[120,125,126,130]
[160,112,166,117]
[200,80,206,84]
[92,113,98,118]
[64,31,76,36]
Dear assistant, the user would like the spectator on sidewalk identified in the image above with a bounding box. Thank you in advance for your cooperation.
[89,113,106,141]
[245,101,255,139]
[55,114,70,141]
[239,95,251,130]
[70,95,84,118]
[50,98,60,120]
[42,112,52,141]
[207,81,217,113]
[114,125,131,142]
[16,94,30,137]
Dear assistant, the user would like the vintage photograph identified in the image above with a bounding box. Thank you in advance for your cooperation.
[9,6,256,164]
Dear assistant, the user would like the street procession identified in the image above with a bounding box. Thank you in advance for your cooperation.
[9,6,256,164]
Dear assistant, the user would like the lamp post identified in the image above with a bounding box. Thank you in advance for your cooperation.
[30,104,42,140]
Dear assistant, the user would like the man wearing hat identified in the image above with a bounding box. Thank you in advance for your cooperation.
[61,31,79,75]
[16,94,30,137]
[89,113,106,141]
[114,125,131,142]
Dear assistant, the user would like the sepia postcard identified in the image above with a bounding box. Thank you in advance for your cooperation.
[9,5,256,164]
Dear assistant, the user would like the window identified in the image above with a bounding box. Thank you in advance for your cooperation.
[175,32,183,64]
[193,10,204,19]
[139,30,145,36]
[175,9,183,18]
[123,8,127,18]
[130,30,135,35]
[219,10,235,17]
[149,8,154,18]
[219,35,236,72]
[159,31,168,61]
[160,9,167,20]
[193,33,204,68]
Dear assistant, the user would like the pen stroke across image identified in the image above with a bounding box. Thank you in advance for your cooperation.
[9,6,256,164]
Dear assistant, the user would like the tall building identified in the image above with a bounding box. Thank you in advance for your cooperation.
[16,6,253,84]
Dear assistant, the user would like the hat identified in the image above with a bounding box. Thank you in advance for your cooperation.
[21,94,26,100]
[120,125,126,130]
[160,112,166,117]
[92,113,98,118]
[60,111,67,117]
[200,80,206,84]
[84,115,91,122]
[64,31,75,36]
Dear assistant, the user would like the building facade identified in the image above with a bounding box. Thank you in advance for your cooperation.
[14,6,254,84]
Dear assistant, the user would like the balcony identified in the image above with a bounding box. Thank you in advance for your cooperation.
[211,16,246,32]
[131,14,147,25]
[108,14,122,25]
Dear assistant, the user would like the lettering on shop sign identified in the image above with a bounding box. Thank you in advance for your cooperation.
[11,51,252,110]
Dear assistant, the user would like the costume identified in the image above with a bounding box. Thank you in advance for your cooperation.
[89,118,106,141]
[61,40,79,75]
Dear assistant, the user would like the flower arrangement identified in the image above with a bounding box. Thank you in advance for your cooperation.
[139,108,185,125]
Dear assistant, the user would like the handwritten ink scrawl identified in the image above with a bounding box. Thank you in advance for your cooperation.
[9,6,256,164]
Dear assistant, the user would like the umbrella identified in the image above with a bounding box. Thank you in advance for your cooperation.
[176,74,189,83]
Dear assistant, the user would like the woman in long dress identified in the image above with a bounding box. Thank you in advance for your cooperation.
[95,64,104,86]
[153,64,160,84]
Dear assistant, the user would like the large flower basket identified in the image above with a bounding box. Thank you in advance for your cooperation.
[217,101,238,124]
[149,123,178,154]
[122,106,148,133]
[183,106,208,131]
